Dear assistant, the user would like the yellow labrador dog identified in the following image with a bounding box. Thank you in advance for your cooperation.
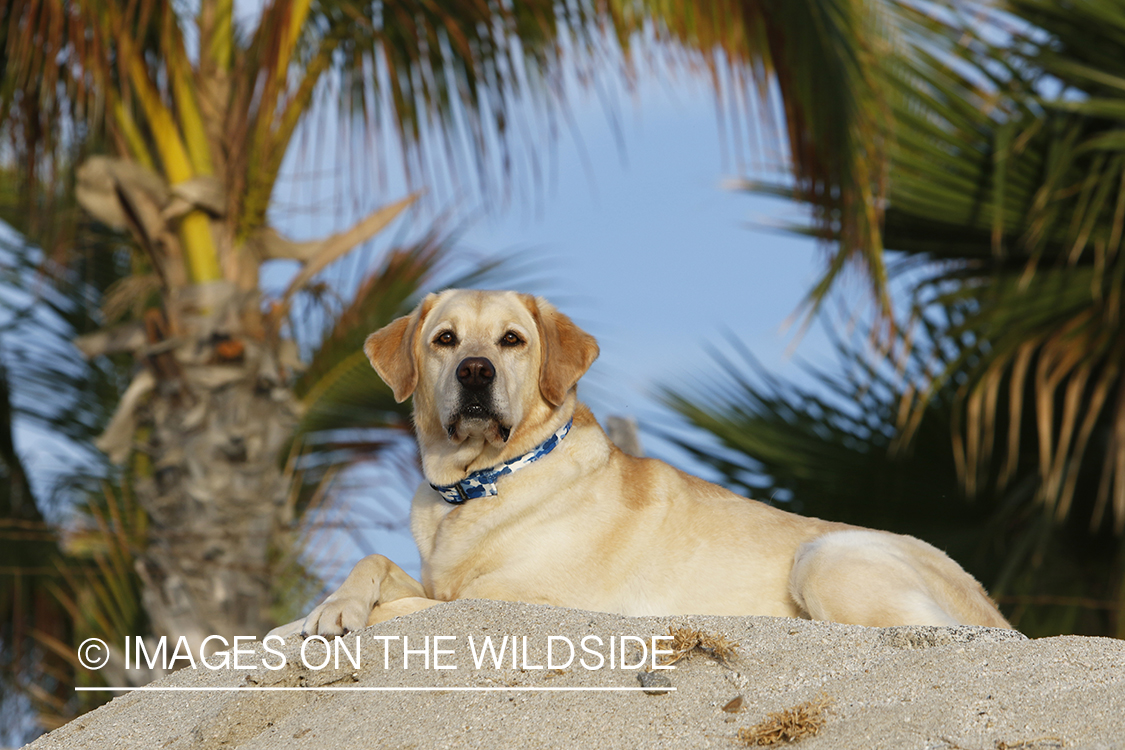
[272,289,1009,638]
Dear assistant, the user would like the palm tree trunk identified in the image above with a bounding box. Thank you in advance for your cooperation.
[104,283,301,652]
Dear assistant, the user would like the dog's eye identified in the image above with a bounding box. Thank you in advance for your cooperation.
[499,331,524,347]
[433,331,457,347]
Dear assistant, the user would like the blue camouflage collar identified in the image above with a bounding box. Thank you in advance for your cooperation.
[430,419,573,505]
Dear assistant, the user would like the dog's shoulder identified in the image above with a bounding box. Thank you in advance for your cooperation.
[575,406,732,512]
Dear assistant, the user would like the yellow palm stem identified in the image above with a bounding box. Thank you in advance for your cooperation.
[123,55,223,284]
[167,22,215,176]
[112,101,156,172]
[205,0,234,72]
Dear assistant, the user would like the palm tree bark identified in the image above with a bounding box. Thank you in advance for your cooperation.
[123,287,300,648]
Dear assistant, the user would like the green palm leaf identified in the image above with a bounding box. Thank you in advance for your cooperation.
[0,357,73,737]
[879,1,1125,531]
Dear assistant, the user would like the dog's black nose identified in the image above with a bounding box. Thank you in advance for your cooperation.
[457,357,495,390]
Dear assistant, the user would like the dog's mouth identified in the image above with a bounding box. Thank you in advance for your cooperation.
[446,402,511,444]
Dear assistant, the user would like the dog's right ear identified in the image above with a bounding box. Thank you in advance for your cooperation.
[364,296,434,403]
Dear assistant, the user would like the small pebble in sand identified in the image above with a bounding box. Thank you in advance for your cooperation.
[637,671,673,695]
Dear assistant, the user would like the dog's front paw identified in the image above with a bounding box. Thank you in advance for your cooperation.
[300,596,371,637]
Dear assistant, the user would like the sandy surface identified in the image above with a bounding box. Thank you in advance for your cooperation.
[26,599,1123,749]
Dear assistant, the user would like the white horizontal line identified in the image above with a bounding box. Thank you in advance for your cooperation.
[76,686,674,693]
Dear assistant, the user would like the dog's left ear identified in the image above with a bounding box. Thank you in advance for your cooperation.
[364,296,434,402]
[528,296,599,407]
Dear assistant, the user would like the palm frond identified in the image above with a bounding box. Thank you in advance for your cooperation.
[639,0,893,319]
[291,239,442,471]
[876,1,1125,532]
[0,186,141,736]
[3,0,897,288]
[54,484,147,722]
[0,354,73,740]
[732,0,1125,534]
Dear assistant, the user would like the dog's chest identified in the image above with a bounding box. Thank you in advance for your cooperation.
[414,488,589,602]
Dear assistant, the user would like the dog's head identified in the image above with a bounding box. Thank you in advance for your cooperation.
[364,290,598,477]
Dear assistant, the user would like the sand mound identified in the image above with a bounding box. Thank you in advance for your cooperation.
[26,599,1123,749]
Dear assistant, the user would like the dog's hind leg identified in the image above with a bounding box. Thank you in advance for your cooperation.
[789,530,969,627]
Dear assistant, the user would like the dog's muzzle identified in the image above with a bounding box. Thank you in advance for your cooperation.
[457,356,494,419]
[448,357,510,442]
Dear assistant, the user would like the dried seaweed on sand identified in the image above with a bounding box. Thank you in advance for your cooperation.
[736,695,833,746]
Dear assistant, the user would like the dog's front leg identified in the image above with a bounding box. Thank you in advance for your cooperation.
[270,554,431,638]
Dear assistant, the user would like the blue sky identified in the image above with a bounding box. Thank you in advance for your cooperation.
[457,79,837,424]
